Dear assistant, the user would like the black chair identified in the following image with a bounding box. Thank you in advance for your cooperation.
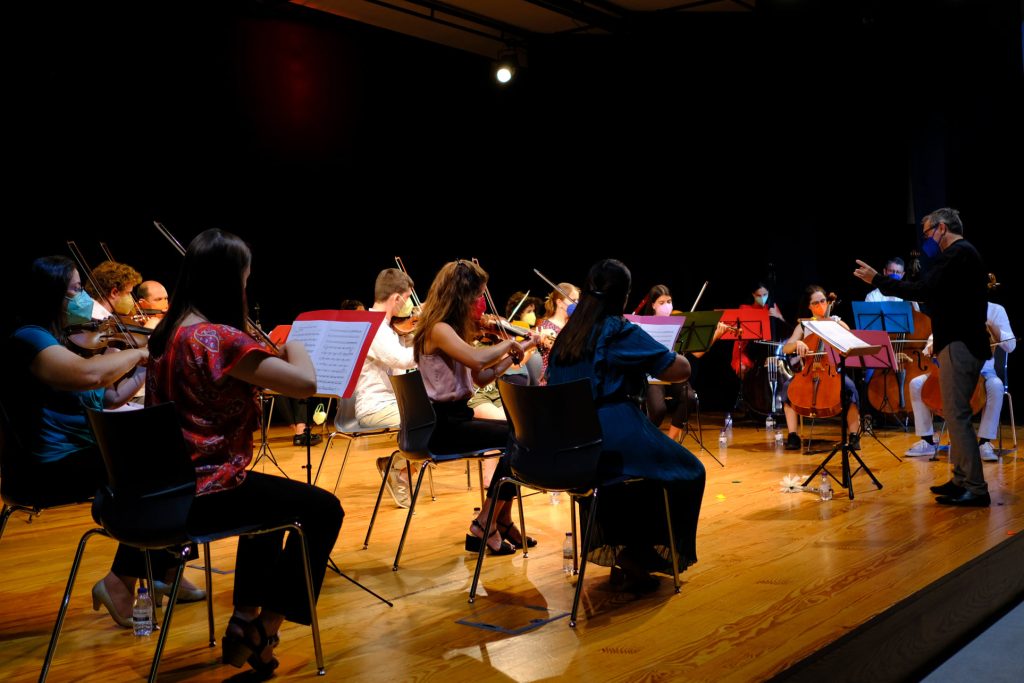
[469,378,681,627]
[994,346,1017,454]
[362,370,519,571]
[40,403,325,682]
[0,400,94,544]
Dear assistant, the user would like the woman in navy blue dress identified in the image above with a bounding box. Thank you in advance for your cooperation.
[547,259,706,589]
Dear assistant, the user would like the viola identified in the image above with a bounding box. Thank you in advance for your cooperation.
[787,293,844,419]
[65,317,150,357]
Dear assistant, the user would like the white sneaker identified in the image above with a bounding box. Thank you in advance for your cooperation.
[905,439,936,457]
[979,442,998,462]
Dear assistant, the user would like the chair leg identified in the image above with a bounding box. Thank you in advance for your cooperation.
[478,461,486,507]
[331,439,354,496]
[570,491,600,627]
[662,487,681,594]
[570,498,579,574]
[393,463,430,571]
[0,504,13,542]
[145,551,159,624]
[40,527,107,681]
[516,484,528,558]
[149,548,190,683]
[468,477,507,603]
[363,450,398,549]
[290,522,326,675]
[426,460,435,501]
[466,461,472,490]
[1009,391,1016,449]
[204,542,214,647]
[312,431,339,487]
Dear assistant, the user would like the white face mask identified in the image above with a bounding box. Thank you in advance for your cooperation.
[654,302,672,317]
[396,294,414,318]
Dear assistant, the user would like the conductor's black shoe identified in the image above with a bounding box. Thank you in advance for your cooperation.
[930,480,966,497]
[847,433,861,450]
[784,432,802,450]
[936,490,991,507]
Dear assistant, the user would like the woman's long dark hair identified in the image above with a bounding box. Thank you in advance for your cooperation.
[22,256,77,337]
[637,284,671,316]
[550,259,631,366]
[148,229,251,356]
[413,260,488,361]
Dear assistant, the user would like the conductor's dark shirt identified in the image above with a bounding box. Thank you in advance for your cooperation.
[873,239,990,360]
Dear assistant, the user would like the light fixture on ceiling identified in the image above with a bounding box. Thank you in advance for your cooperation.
[494,48,519,85]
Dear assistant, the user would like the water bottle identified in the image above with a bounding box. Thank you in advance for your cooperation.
[765,415,775,432]
[718,429,728,447]
[550,491,562,505]
[132,587,153,636]
[819,472,833,502]
[562,532,574,575]
[774,429,784,446]
[724,412,733,432]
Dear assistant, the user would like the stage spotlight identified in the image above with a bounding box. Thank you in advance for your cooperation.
[494,49,518,85]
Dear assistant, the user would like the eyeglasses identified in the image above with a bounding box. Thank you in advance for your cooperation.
[922,222,941,238]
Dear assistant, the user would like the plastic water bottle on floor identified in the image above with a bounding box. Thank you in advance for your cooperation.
[774,429,784,447]
[562,532,574,575]
[765,415,775,433]
[550,491,562,505]
[724,412,733,432]
[718,429,728,447]
[819,472,833,502]
[133,587,153,636]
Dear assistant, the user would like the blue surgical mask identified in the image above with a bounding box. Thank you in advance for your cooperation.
[65,290,95,325]
[888,272,904,281]
[922,228,941,258]
[566,303,577,316]
[755,295,768,306]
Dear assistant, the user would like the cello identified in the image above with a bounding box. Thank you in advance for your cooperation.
[867,308,933,415]
[787,292,844,419]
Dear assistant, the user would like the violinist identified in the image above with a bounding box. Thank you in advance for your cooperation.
[413,260,538,555]
[778,285,862,450]
[855,208,992,507]
[3,255,160,629]
[731,282,787,379]
[134,279,170,329]
[537,281,579,383]
[84,259,143,323]
[903,300,1014,462]
[636,285,696,442]
[146,229,342,675]
[353,268,419,508]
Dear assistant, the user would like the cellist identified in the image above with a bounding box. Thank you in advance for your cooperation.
[778,285,862,450]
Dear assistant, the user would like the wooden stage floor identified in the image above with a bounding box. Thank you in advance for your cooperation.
[2,417,1022,682]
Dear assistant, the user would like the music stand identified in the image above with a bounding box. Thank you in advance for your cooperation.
[851,301,916,428]
[800,321,884,500]
[827,330,902,461]
[716,308,770,344]
[677,311,725,465]
[250,390,289,477]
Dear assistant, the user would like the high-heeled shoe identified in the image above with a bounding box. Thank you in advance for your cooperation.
[152,579,207,603]
[464,519,516,556]
[497,521,537,550]
[91,580,133,628]
[222,615,280,675]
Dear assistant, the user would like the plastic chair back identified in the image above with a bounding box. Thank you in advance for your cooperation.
[86,403,196,547]
[498,378,603,491]
[390,372,435,456]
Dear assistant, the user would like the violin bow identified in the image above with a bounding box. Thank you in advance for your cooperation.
[152,220,279,351]
[533,269,578,304]
[66,241,142,349]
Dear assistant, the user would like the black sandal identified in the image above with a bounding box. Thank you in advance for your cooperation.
[464,519,516,556]
[221,615,253,668]
[245,617,280,677]
[497,521,537,549]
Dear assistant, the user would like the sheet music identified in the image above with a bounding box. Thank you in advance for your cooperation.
[802,319,881,357]
[288,319,374,397]
[624,315,685,350]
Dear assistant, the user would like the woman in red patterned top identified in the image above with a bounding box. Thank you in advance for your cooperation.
[145,229,343,676]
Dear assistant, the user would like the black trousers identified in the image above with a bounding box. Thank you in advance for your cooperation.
[112,471,343,626]
[430,401,515,501]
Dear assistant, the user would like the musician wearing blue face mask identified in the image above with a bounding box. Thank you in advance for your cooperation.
[855,208,992,507]
[537,282,579,384]
[864,257,920,310]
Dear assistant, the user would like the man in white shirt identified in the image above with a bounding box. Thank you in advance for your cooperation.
[353,268,418,506]
[904,301,1015,461]
[865,257,918,310]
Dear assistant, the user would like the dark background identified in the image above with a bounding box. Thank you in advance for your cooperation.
[5,0,1022,408]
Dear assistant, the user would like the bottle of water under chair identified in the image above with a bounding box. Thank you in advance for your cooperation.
[133,587,153,636]
[562,532,574,575]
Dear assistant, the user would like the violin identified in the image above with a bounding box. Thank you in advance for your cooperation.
[64,317,151,357]
[787,292,844,418]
